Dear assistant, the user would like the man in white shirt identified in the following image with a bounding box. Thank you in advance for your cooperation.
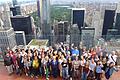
[108,51,117,65]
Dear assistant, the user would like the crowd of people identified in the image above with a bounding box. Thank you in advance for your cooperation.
[3,43,119,80]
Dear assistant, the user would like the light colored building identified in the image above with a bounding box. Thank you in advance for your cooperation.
[20,2,37,16]
[92,11,104,39]
[37,0,51,39]
[39,0,50,24]
[73,2,117,38]
[116,2,120,13]
[0,27,16,52]
[81,27,95,49]
[0,3,12,28]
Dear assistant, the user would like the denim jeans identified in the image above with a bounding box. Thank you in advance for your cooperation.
[62,67,68,79]
[82,72,87,80]
[6,65,13,74]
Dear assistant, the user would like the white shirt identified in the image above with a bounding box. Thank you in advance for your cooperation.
[89,61,96,71]
[80,59,86,67]
[108,54,117,65]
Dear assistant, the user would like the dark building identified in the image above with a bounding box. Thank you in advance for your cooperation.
[37,0,41,18]
[11,15,35,44]
[102,10,115,36]
[64,21,69,35]
[115,13,120,35]
[53,21,69,43]
[70,24,81,46]
[106,29,118,40]
[12,0,18,6]
[10,6,21,16]
[72,8,85,31]
[81,27,95,49]
[15,31,26,46]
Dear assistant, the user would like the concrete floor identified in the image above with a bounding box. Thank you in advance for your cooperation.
[0,62,120,80]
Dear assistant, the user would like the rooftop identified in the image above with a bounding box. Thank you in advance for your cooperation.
[11,15,29,18]
[0,27,13,32]
[71,8,86,10]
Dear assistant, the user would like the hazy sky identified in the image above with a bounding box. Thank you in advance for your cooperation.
[0,0,119,3]
[0,0,30,3]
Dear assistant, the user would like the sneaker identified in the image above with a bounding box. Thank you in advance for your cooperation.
[26,73,28,76]
[35,76,38,78]
[31,75,33,78]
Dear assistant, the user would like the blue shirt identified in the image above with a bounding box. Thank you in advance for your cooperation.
[71,49,79,56]
[96,65,102,73]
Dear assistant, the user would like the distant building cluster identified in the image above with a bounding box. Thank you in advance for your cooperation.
[20,2,37,16]
[0,0,37,53]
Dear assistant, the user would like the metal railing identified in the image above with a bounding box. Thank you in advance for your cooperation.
[1,34,120,51]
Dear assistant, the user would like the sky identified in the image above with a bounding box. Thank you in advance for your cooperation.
[0,0,31,3]
[0,0,119,3]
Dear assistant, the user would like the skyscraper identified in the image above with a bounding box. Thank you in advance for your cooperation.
[53,21,69,43]
[0,27,16,52]
[10,0,21,16]
[11,15,36,44]
[37,0,51,39]
[12,0,18,6]
[81,27,95,49]
[10,6,21,16]
[72,8,85,31]
[102,10,115,36]
[70,24,81,46]
[115,2,120,35]
[0,3,12,28]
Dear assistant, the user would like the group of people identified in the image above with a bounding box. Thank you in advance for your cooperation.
[3,43,119,80]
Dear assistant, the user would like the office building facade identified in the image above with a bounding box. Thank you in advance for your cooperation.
[102,10,115,36]
[37,0,51,39]
[81,27,95,49]
[10,6,21,16]
[11,15,36,44]
[0,3,12,28]
[15,31,26,46]
[70,24,81,46]
[72,8,85,31]
[0,28,16,52]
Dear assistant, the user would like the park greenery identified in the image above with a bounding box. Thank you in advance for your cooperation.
[50,6,71,23]
[30,5,71,27]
